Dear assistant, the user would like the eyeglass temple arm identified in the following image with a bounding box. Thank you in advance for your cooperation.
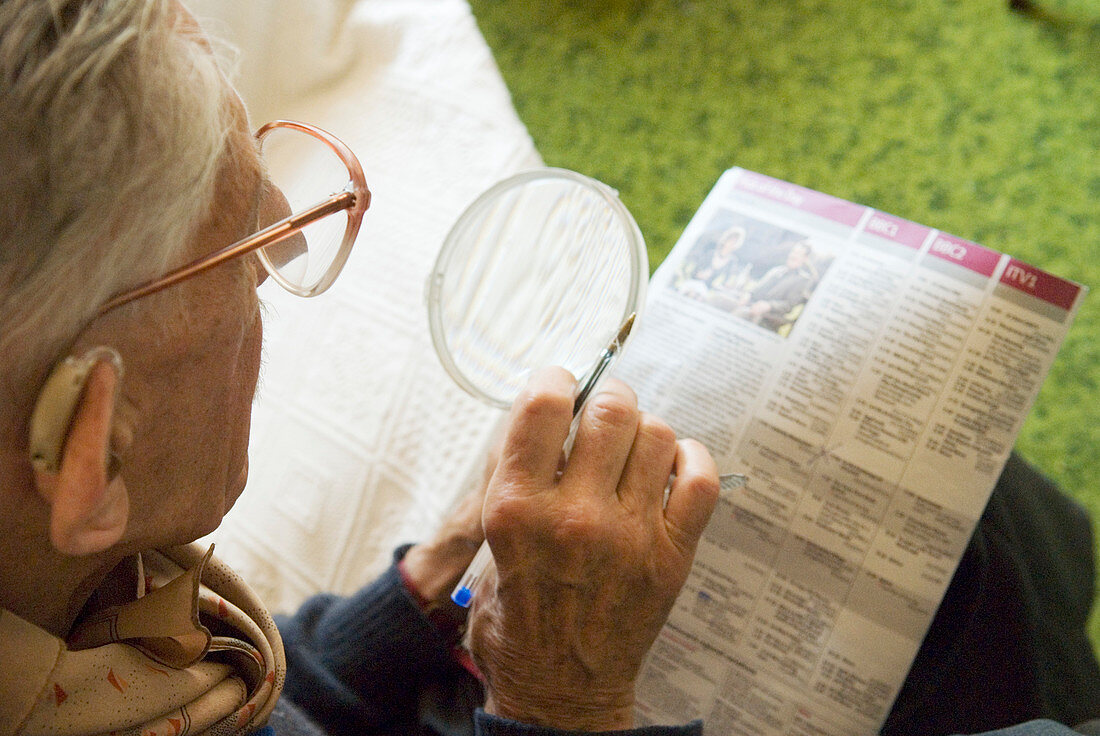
[99,191,356,314]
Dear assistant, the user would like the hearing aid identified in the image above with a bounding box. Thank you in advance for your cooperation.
[28,347,124,475]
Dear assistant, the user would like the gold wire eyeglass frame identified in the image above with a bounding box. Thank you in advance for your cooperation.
[99,120,371,315]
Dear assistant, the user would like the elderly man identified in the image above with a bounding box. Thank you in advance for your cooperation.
[3,3,1100,736]
[0,1,720,734]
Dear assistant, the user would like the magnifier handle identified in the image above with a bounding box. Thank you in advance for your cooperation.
[572,350,614,415]
[451,539,494,607]
[571,311,635,414]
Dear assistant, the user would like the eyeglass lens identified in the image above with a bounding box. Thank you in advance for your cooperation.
[256,125,353,293]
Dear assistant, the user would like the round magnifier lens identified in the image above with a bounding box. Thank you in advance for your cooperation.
[427,168,647,409]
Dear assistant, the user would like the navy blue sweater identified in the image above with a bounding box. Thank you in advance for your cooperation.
[269,548,698,736]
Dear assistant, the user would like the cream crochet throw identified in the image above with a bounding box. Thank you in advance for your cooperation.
[192,0,541,614]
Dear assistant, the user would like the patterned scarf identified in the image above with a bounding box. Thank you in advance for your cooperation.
[0,544,285,736]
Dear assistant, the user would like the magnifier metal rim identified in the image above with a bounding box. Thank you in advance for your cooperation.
[426,167,647,409]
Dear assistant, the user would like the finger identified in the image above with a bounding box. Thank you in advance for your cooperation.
[663,439,719,552]
[560,379,639,497]
[616,412,678,510]
[492,367,577,492]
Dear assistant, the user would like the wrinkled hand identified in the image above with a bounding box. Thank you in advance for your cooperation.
[468,367,719,731]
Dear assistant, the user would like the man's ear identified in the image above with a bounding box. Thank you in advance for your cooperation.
[30,349,130,556]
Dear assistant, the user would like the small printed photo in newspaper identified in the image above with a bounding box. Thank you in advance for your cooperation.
[668,210,837,337]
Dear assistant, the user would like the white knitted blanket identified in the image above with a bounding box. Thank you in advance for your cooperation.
[191,0,539,613]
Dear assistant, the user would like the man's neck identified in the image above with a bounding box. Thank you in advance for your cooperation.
[0,496,121,638]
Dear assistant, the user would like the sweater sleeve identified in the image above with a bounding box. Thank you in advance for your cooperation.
[274,546,481,735]
[471,714,1096,736]
[474,711,702,736]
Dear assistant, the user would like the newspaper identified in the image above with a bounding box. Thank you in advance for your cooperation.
[616,168,1086,735]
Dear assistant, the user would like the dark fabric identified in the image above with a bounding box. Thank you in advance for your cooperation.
[272,549,697,736]
[264,698,327,736]
[256,699,704,736]
[883,452,1100,735]
[955,722,1094,736]
[474,711,702,736]
[275,547,482,736]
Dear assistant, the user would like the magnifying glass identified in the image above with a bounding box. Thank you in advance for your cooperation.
[426,168,647,409]
[427,170,750,607]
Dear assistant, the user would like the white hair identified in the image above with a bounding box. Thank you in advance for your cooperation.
[0,0,235,398]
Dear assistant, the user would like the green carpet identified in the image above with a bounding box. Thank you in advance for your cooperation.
[468,0,1100,649]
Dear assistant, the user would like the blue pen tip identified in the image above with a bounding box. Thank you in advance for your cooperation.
[451,587,473,608]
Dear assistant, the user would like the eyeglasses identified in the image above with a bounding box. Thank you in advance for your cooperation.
[99,120,370,314]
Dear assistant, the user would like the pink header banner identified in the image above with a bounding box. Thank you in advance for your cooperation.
[926,233,1001,277]
[1000,259,1081,311]
[863,212,931,250]
[734,171,865,227]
